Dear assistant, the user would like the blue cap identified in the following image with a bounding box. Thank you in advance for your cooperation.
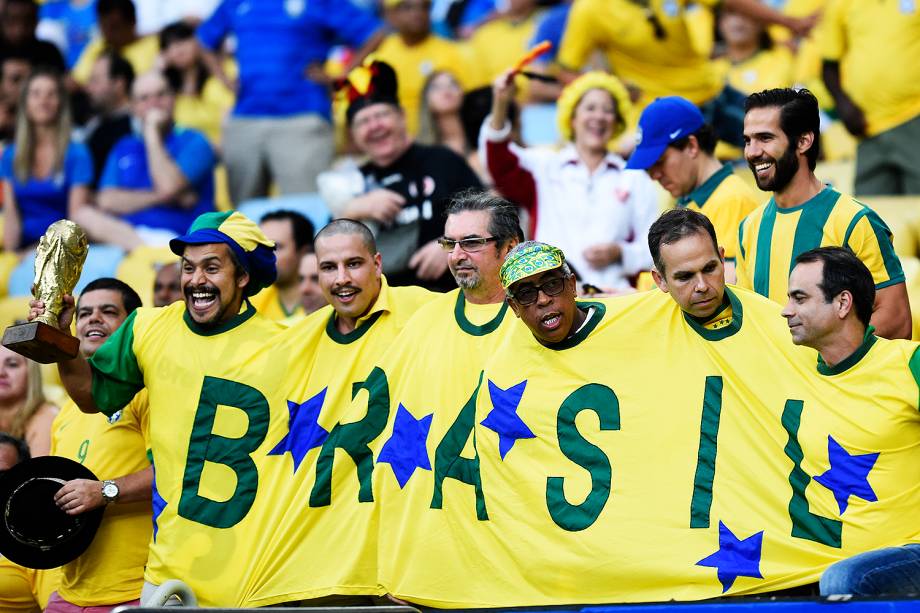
[625,96,706,170]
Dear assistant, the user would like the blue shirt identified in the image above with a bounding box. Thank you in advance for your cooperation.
[39,0,98,69]
[530,3,570,63]
[99,126,217,235]
[0,141,93,247]
[197,0,382,118]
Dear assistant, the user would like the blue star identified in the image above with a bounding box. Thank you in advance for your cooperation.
[267,388,329,472]
[697,522,764,593]
[151,463,166,542]
[377,403,433,488]
[481,380,534,460]
[813,435,879,515]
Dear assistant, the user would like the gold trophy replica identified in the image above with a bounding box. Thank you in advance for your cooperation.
[1,220,88,363]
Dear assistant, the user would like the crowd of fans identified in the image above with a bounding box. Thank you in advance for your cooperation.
[0,0,918,608]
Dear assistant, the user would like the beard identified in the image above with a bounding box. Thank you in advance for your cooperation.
[750,143,799,193]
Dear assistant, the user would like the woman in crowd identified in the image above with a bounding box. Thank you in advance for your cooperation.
[714,9,793,95]
[1,68,92,253]
[416,70,487,182]
[480,70,659,291]
[0,345,57,457]
[159,21,234,148]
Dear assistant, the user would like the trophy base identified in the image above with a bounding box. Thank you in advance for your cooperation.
[2,322,80,364]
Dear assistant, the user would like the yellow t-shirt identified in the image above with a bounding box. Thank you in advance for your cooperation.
[713,47,794,95]
[678,164,763,261]
[249,284,303,322]
[465,12,541,90]
[71,35,161,86]
[820,0,920,136]
[558,0,722,107]
[375,33,470,136]
[0,557,60,613]
[737,187,905,304]
[174,77,235,146]
[49,394,150,607]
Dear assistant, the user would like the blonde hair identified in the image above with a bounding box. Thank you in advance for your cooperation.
[13,68,72,183]
[6,359,46,440]
[556,71,633,147]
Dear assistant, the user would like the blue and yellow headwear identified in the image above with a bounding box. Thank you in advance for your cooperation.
[500,241,566,291]
[169,211,277,297]
[556,71,633,146]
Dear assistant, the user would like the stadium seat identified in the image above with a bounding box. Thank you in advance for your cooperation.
[866,197,920,259]
[6,244,126,298]
[237,193,332,233]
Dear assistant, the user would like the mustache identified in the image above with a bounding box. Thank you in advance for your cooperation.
[331,284,361,294]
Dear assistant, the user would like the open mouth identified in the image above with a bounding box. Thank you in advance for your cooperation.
[332,287,360,305]
[84,329,107,339]
[541,312,562,331]
[188,289,219,313]
[752,160,774,177]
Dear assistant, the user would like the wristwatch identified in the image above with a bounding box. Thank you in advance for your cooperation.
[101,480,120,504]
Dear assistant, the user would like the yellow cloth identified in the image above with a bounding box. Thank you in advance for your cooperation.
[820,0,920,136]
[713,47,794,95]
[174,77,235,146]
[681,169,763,261]
[558,0,721,107]
[0,557,60,613]
[71,35,160,85]
[465,12,541,90]
[241,277,432,606]
[376,288,920,605]
[249,284,303,322]
[49,395,151,607]
[736,187,905,304]
[375,34,470,136]
[86,302,286,606]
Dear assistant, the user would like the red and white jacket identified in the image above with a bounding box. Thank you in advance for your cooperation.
[480,118,660,289]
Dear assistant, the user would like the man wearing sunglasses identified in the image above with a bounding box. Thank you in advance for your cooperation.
[501,241,598,346]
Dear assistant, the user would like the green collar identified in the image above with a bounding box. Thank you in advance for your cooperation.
[817,326,878,376]
[678,164,733,208]
[183,299,257,336]
[683,287,743,341]
[325,310,384,344]
[771,185,837,214]
[455,292,508,336]
[544,301,606,351]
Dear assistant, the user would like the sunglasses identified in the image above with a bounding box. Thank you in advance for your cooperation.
[437,236,499,253]
[510,274,569,306]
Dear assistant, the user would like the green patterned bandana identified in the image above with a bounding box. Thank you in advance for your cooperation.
[500,242,565,289]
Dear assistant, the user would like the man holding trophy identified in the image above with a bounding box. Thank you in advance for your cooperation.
[20,211,285,605]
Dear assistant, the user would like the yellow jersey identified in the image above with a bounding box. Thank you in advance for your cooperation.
[737,187,904,304]
[713,47,794,95]
[71,35,160,86]
[465,12,541,90]
[0,557,59,613]
[375,34,470,136]
[820,0,920,136]
[174,77,235,146]
[249,284,303,322]
[49,394,151,607]
[558,0,722,106]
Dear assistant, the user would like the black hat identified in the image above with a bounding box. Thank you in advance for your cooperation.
[0,456,104,569]
[338,59,400,125]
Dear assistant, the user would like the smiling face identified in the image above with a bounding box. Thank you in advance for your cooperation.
[181,243,249,327]
[315,232,382,324]
[652,230,725,319]
[350,102,410,167]
[24,74,61,127]
[75,289,129,357]
[570,88,617,153]
[0,346,28,406]
[508,269,579,345]
[743,106,800,193]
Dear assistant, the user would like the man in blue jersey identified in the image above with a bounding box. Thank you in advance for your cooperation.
[197,0,385,205]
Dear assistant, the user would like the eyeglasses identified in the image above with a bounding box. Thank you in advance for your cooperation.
[437,236,499,253]
[510,275,569,306]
